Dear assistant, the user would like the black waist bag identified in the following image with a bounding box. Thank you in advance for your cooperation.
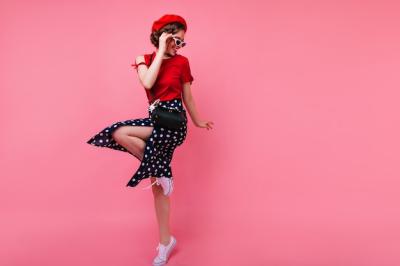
[151,104,187,129]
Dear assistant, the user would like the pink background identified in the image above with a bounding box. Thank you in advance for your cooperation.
[1,1,400,265]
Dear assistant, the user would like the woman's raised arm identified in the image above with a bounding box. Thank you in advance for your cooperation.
[135,32,174,90]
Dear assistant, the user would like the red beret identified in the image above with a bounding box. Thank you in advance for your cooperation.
[151,14,187,32]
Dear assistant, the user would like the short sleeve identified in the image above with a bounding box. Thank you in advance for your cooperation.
[131,54,149,71]
[181,58,194,85]
[131,62,147,70]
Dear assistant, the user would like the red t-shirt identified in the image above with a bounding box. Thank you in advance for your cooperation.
[131,51,194,104]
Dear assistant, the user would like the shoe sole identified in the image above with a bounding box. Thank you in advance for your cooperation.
[152,237,177,266]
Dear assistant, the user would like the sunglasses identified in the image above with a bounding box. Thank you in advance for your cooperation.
[172,36,186,48]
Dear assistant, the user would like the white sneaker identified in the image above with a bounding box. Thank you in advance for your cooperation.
[152,235,177,266]
[142,176,173,196]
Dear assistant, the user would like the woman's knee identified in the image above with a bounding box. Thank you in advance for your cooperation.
[111,127,127,143]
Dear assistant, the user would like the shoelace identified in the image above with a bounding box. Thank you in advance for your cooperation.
[155,242,169,260]
[142,179,160,190]
[148,99,161,113]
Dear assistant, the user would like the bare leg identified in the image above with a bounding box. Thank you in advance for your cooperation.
[112,126,172,245]
[112,126,153,160]
[116,135,146,160]
[151,176,172,245]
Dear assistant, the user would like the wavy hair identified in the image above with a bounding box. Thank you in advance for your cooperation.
[150,22,186,48]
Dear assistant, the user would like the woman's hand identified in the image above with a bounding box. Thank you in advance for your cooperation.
[195,120,214,130]
[158,32,174,54]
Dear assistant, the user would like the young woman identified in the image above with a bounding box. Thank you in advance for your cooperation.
[86,14,213,265]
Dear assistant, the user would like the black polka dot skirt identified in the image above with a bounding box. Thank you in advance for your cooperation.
[86,98,188,188]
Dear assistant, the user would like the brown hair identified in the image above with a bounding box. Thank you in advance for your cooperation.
[150,22,186,48]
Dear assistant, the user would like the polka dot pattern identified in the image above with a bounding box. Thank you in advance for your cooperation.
[86,98,188,187]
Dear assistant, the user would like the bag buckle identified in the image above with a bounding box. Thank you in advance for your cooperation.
[148,99,161,113]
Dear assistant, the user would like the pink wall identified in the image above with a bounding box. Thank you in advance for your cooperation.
[1,1,400,265]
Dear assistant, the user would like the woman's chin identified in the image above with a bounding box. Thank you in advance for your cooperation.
[165,49,177,57]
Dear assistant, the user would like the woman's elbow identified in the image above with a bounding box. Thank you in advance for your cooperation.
[143,84,152,90]
[140,79,153,90]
